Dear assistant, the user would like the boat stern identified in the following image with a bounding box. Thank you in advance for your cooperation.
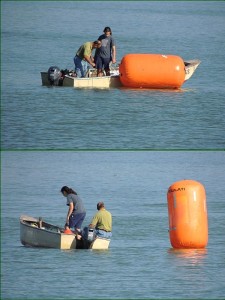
[89,237,111,250]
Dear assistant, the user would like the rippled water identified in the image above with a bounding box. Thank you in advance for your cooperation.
[1,151,225,299]
[1,1,225,149]
[1,1,225,299]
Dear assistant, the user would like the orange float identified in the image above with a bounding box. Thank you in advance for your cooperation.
[119,54,185,89]
[167,180,208,249]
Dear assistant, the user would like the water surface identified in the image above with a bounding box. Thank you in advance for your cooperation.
[1,151,225,299]
[1,1,225,149]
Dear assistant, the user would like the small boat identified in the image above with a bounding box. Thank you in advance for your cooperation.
[20,215,110,250]
[41,57,200,89]
[41,66,122,88]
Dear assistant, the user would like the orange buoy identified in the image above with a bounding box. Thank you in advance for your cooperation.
[119,54,185,89]
[167,180,208,249]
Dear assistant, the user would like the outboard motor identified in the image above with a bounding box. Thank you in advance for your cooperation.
[82,226,96,242]
[47,66,62,86]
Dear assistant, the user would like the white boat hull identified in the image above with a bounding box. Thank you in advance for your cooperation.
[90,237,110,250]
[20,216,77,249]
[41,72,122,88]
[184,59,201,81]
[20,215,110,250]
[64,74,122,88]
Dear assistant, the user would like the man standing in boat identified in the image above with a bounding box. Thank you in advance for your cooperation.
[95,26,116,77]
[74,40,101,77]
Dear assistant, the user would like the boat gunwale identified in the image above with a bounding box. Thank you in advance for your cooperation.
[20,218,72,237]
[64,74,119,80]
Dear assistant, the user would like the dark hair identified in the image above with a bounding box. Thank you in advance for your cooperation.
[94,40,100,45]
[97,201,105,210]
[104,26,112,34]
[61,186,77,195]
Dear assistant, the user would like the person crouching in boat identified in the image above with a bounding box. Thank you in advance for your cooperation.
[74,40,102,77]
[86,201,112,239]
[61,186,86,236]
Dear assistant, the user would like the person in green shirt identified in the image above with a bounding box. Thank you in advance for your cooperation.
[88,201,112,239]
[74,40,101,77]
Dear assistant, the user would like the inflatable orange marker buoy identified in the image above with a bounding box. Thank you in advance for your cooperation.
[119,54,185,89]
[167,180,208,249]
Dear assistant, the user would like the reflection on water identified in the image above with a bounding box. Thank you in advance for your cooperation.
[119,86,186,93]
[167,248,208,266]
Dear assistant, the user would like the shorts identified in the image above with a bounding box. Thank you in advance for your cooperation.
[95,56,111,70]
[69,212,86,229]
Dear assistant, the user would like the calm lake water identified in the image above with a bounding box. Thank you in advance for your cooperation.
[1,1,225,149]
[1,1,225,299]
[1,151,225,299]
